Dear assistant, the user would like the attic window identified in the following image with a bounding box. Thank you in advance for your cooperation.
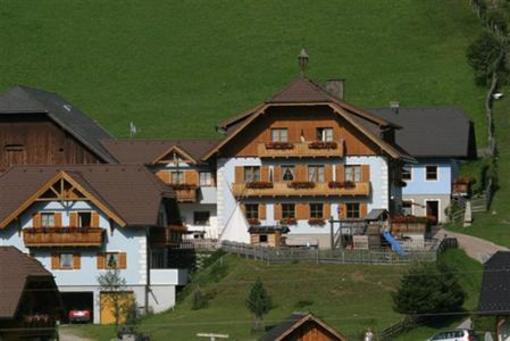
[4,144,24,152]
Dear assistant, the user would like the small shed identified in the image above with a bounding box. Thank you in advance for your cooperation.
[261,313,347,341]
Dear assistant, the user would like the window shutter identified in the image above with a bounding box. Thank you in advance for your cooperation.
[51,253,60,269]
[324,203,331,219]
[97,252,106,269]
[73,253,81,269]
[336,165,345,182]
[69,212,78,227]
[296,203,309,220]
[54,212,62,227]
[156,170,170,183]
[295,165,306,182]
[360,203,368,217]
[274,203,282,220]
[260,166,269,182]
[91,212,100,227]
[325,165,333,182]
[32,213,41,228]
[274,166,282,182]
[185,170,199,185]
[119,252,127,269]
[361,165,370,182]
[339,203,347,219]
[258,204,266,220]
[234,166,244,183]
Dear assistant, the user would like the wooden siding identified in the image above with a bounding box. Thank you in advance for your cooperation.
[220,107,378,157]
[0,114,102,170]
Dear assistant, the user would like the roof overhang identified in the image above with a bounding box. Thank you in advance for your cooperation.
[151,145,198,165]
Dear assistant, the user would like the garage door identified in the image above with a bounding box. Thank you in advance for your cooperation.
[99,291,134,325]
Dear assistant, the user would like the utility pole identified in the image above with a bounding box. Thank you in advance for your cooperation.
[196,333,229,341]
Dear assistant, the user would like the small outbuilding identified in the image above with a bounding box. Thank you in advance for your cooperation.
[261,313,347,341]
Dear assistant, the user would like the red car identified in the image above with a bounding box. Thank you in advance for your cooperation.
[68,309,91,323]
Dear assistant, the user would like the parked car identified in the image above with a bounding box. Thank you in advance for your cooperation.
[428,329,478,341]
[68,308,91,323]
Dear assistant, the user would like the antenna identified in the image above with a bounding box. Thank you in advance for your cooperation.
[298,48,309,77]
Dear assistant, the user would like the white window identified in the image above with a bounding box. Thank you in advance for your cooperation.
[171,171,184,184]
[316,128,334,142]
[199,172,213,186]
[402,165,412,181]
[425,165,438,181]
[308,165,325,182]
[310,203,324,219]
[244,166,260,183]
[106,253,120,269]
[402,201,413,215]
[281,165,295,181]
[59,253,73,269]
[345,165,361,182]
[271,128,288,142]
[41,213,55,227]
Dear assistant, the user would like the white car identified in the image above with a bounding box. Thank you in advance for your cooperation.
[428,329,478,341]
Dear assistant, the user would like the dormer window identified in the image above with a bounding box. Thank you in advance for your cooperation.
[271,128,288,142]
[316,128,333,142]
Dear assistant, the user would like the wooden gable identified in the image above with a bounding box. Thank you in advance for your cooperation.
[152,146,196,165]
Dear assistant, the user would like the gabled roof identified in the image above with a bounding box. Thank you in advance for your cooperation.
[262,313,346,341]
[101,139,221,165]
[370,107,476,158]
[0,246,56,319]
[479,251,510,315]
[0,165,174,229]
[0,86,116,163]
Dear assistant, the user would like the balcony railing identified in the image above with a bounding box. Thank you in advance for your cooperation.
[257,140,343,158]
[169,185,198,203]
[23,227,105,247]
[232,181,370,198]
[150,225,187,248]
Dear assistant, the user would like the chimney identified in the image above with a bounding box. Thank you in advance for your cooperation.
[324,79,345,100]
[390,101,400,114]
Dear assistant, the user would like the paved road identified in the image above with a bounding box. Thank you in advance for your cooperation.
[59,326,95,341]
[438,228,509,263]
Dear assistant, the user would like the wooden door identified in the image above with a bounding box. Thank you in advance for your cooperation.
[426,200,439,225]
[100,291,134,324]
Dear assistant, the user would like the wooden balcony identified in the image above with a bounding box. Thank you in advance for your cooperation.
[23,227,105,247]
[150,225,187,248]
[257,141,343,158]
[174,188,198,203]
[232,181,370,198]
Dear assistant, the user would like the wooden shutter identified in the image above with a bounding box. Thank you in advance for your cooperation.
[32,213,41,228]
[51,253,60,269]
[260,166,269,182]
[54,212,62,227]
[323,203,331,219]
[156,170,170,183]
[339,203,347,219]
[73,253,81,269]
[296,203,309,220]
[360,203,368,217]
[69,212,78,227]
[234,166,244,183]
[336,165,345,182]
[325,165,333,182]
[97,252,106,269]
[185,170,199,185]
[274,203,282,220]
[295,165,306,181]
[274,166,282,182]
[118,252,127,269]
[91,212,100,227]
[361,165,370,182]
[258,204,266,220]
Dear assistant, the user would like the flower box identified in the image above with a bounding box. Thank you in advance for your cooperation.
[308,218,326,226]
[288,181,315,189]
[245,181,274,189]
[280,218,297,225]
[308,141,337,150]
[265,142,294,150]
[328,181,355,189]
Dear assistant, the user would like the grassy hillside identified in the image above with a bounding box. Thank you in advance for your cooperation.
[0,1,484,141]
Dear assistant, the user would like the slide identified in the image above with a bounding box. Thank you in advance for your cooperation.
[383,231,405,256]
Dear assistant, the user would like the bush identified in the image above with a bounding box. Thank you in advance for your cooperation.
[191,288,208,310]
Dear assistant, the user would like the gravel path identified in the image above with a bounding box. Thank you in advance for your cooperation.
[438,228,509,263]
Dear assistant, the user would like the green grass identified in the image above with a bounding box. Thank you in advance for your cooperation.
[70,255,407,340]
[395,249,483,341]
[0,0,485,142]
[448,85,510,246]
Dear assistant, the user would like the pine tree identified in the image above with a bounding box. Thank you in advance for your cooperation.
[246,278,272,331]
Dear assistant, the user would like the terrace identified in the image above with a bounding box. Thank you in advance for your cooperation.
[257,140,343,158]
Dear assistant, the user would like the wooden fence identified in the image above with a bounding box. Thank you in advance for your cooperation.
[379,317,421,340]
